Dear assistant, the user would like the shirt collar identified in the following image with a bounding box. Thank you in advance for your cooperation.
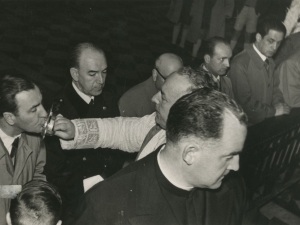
[253,43,267,61]
[0,127,20,153]
[72,82,94,104]
[202,64,220,82]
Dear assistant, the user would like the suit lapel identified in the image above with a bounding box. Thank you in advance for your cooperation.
[13,134,33,182]
[248,46,272,87]
[65,83,87,118]
[0,137,14,177]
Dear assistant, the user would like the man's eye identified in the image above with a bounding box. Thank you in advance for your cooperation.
[31,108,37,112]
[89,73,96,76]
[226,156,233,161]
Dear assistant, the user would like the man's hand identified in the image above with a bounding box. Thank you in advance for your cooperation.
[53,115,76,140]
[274,103,291,116]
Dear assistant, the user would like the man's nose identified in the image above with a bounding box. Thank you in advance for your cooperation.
[151,91,160,104]
[272,42,279,51]
[96,74,104,84]
[223,59,230,67]
[40,105,48,118]
[228,155,240,171]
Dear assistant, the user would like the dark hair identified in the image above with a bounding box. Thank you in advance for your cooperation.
[10,180,62,225]
[69,42,105,69]
[204,36,230,57]
[0,75,36,117]
[166,88,247,143]
[256,19,286,38]
[176,67,217,91]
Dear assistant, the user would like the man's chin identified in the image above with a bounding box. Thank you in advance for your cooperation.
[155,116,165,129]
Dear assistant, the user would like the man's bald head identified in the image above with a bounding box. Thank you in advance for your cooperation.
[152,53,183,90]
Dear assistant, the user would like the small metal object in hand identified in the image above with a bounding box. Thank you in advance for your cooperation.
[41,99,63,139]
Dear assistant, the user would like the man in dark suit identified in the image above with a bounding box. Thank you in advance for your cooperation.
[44,43,125,221]
[70,88,248,225]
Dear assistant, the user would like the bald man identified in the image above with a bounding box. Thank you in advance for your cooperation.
[118,53,183,117]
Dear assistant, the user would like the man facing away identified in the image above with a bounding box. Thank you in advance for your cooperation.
[7,180,62,225]
[68,88,248,225]
[229,19,290,125]
[44,42,125,221]
[199,36,234,99]
[118,53,183,117]
[54,67,216,161]
[0,75,47,225]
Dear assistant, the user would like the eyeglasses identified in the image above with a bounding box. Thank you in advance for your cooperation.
[155,68,166,80]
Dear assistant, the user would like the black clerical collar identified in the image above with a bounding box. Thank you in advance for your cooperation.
[155,149,192,197]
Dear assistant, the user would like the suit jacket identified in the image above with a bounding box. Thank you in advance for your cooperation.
[44,82,126,220]
[0,133,46,225]
[199,63,235,100]
[229,45,284,125]
[277,50,300,107]
[70,148,246,225]
[118,77,157,117]
[274,32,300,67]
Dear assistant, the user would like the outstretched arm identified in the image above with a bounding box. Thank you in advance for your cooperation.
[54,113,156,153]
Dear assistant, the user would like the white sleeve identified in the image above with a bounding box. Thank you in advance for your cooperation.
[60,113,156,153]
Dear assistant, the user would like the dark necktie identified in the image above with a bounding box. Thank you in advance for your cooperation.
[89,98,94,105]
[264,58,269,72]
[10,137,19,166]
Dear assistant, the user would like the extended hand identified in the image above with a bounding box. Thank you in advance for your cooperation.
[53,114,76,140]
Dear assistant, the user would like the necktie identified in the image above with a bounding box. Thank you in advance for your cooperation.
[136,125,162,160]
[264,58,269,72]
[10,137,19,166]
[89,98,94,105]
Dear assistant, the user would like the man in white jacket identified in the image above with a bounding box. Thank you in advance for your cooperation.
[54,67,215,160]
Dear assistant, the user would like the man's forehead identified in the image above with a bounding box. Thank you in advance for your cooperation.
[79,49,106,64]
[15,86,41,108]
[264,29,284,41]
[162,73,191,96]
[214,43,232,57]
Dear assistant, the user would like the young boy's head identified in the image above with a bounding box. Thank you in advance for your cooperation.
[7,180,62,225]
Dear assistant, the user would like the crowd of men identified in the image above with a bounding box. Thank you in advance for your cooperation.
[0,12,300,225]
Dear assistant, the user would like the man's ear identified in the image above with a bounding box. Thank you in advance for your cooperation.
[204,54,211,64]
[70,68,79,82]
[152,69,157,82]
[6,212,12,225]
[182,144,197,166]
[255,33,262,43]
[3,112,16,126]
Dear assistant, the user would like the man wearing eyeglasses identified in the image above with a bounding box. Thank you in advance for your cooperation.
[118,53,183,117]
